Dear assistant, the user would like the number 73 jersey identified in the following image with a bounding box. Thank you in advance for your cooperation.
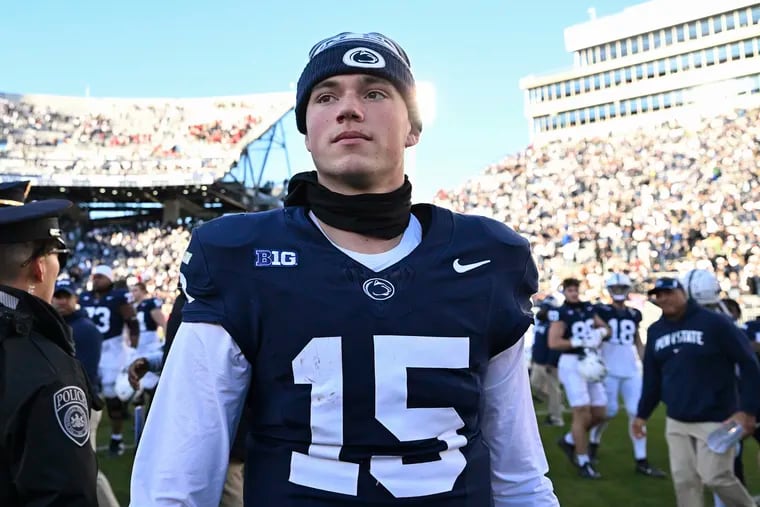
[180,205,538,506]
[595,304,643,377]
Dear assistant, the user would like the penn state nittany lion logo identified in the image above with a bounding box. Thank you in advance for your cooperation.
[343,47,386,69]
[363,278,395,301]
[53,386,90,446]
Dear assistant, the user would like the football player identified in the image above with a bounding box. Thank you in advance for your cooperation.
[129,282,166,392]
[590,273,666,477]
[79,264,139,456]
[548,278,610,479]
[740,308,760,488]
[130,32,559,506]
[742,310,760,357]
[530,296,563,426]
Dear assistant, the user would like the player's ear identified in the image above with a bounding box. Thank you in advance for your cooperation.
[304,133,312,153]
[404,121,419,148]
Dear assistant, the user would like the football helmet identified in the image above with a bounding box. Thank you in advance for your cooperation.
[577,351,607,382]
[114,370,135,402]
[539,295,561,308]
[681,269,721,305]
[605,273,632,302]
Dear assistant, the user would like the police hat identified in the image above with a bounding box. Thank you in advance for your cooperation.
[0,181,72,244]
[647,277,684,295]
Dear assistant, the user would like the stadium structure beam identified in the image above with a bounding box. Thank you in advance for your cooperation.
[224,117,291,206]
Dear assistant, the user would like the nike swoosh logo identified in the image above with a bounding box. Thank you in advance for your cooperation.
[453,258,491,273]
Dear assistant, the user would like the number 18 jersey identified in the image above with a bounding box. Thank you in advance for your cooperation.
[595,304,642,378]
[179,205,538,506]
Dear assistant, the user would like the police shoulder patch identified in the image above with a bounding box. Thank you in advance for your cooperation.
[53,386,90,447]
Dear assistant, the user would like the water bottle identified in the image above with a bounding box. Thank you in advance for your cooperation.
[707,420,743,454]
[134,405,145,446]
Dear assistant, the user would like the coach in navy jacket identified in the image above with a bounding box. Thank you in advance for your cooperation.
[633,277,759,507]
[52,280,102,392]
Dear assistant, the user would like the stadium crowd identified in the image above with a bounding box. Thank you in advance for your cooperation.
[434,106,760,306]
[0,92,292,177]
[48,105,760,317]
[62,221,195,307]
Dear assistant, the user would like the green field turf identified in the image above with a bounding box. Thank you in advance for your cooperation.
[98,405,760,506]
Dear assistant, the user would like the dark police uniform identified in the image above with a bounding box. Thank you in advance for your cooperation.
[0,181,99,506]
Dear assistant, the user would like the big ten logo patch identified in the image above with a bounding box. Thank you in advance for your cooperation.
[254,249,299,267]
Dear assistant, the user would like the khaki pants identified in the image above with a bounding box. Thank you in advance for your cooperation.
[665,417,754,507]
[90,409,121,507]
[530,363,563,420]
[220,460,245,507]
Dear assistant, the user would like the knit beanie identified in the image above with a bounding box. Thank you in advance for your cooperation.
[295,32,422,134]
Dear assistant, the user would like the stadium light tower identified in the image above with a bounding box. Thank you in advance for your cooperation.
[405,80,436,201]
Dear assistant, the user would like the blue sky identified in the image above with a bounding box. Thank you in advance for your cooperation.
[0,0,634,199]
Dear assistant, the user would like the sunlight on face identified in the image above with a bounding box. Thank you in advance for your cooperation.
[303,74,418,194]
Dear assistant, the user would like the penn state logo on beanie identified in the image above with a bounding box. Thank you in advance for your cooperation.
[295,32,422,134]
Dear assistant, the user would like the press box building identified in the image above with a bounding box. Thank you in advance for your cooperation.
[520,0,760,142]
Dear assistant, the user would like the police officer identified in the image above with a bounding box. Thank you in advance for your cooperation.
[52,279,120,507]
[0,181,99,506]
[633,277,760,507]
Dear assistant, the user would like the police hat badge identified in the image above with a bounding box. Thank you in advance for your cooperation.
[0,181,71,245]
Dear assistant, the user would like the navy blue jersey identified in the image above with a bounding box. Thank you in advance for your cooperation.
[595,303,642,377]
[531,315,559,367]
[638,301,760,422]
[79,288,132,339]
[547,302,597,355]
[64,309,103,392]
[594,304,641,346]
[742,319,760,345]
[137,297,162,332]
[180,205,537,506]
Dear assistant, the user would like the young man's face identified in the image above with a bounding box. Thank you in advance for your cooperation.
[130,285,145,303]
[92,274,111,292]
[563,285,580,303]
[607,285,630,302]
[304,74,419,194]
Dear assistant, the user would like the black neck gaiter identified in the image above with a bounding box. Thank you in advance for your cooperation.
[283,171,412,240]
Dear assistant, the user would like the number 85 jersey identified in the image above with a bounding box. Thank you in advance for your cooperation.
[179,205,538,506]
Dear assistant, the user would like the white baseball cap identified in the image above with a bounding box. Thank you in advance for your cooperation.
[92,264,113,281]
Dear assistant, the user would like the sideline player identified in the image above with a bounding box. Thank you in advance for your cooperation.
[80,264,139,456]
[130,282,166,393]
[590,273,666,477]
[530,295,563,426]
[549,278,610,479]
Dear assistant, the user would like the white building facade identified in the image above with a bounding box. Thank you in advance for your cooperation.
[520,0,760,141]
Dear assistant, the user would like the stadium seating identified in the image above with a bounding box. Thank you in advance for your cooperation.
[0,91,294,184]
[434,106,760,309]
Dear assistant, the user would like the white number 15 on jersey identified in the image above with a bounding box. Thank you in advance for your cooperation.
[290,335,470,498]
